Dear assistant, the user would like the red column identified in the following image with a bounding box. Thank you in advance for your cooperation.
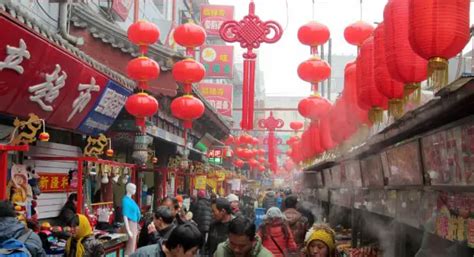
[77,159,83,214]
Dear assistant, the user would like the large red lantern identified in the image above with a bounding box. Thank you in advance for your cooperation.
[126,57,160,90]
[342,61,370,126]
[258,165,266,172]
[298,95,332,121]
[374,24,405,119]
[125,92,159,132]
[357,37,388,123]
[384,0,427,98]
[170,95,205,129]
[297,57,331,85]
[225,135,234,145]
[344,21,374,47]
[233,159,245,168]
[319,116,336,150]
[172,59,206,92]
[174,23,206,52]
[127,20,160,54]
[290,121,304,131]
[409,0,470,89]
[297,21,330,47]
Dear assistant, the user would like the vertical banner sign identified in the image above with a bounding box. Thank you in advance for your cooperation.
[200,45,234,78]
[200,5,234,36]
[198,83,233,117]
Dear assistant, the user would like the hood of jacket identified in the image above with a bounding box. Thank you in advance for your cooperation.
[0,217,25,241]
[283,208,302,225]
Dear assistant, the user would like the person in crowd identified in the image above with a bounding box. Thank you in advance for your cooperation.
[65,214,104,257]
[304,224,336,257]
[172,197,187,225]
[206,198,234,255]
[296,202,315,228]
[226,193,242,216]
[0,200,46,257]
[190,190,212,235]
[131,223,204,257]
[214,216,273,257]
[262,190,277,211]
[58,193,77,227]
[283,195,310,249]
[146,206,177,245]
[276,192,283,210]
[258,207,297,257]
[137,212,155,248]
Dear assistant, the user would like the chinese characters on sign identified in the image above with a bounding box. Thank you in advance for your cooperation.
[28,64,67,112]
[38,173,70,193]
[68,77,100,122]
[200,5,234,36]
[199,45,234,78]
[198,83,233,117]
[0,39,30,74]
[208,149,223,165]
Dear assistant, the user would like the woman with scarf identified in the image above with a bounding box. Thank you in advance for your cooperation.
[65,214,104,257]
[304,224,336,257]
[257,207,298,257]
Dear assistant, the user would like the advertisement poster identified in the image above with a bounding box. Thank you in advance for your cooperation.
[199,45,234,78]
[200,5,234,36]
[198,83,233,117]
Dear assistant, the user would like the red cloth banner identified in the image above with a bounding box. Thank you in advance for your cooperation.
[38,173,70,193]
[197,83,233,117]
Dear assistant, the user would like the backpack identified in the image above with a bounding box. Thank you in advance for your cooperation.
[0,230,33,257]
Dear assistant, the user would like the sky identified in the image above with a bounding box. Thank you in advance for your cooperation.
[209,0,474,97]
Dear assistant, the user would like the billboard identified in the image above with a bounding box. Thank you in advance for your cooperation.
[198,83,233,117]
[200,5,234,36]
[200,45,234,78]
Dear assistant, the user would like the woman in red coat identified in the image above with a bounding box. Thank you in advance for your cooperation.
[258,207,298,257]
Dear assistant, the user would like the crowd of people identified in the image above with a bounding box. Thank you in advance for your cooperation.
[0,189,338,257]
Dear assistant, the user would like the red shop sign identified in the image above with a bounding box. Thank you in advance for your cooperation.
[0,15,108,129]
[38,173,70,193]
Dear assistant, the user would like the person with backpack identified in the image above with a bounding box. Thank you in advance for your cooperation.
[283,195,310,249]
[257,207,298,257]
[65,214,104,257]
[0,200,46,257]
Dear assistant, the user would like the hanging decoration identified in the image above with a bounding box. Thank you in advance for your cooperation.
[408,0,470,90]
[342,61,370,127]
[170,95,205,129]
[106,138,114,157]
[258,112,284,173]
[219,1,283,130]
[298,21,330,54]
[383,0,427,101]
[9,114,49,146]
[344,21,374,47]
[125,20,161,132]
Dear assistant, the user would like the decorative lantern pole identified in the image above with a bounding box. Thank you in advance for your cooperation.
[258,112,284,173]
[219,1,283,130]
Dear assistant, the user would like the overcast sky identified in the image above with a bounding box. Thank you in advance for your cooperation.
[209,0,474,97]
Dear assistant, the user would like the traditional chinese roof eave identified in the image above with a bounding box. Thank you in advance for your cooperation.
[0,1,136,91]
[70,4,184,70]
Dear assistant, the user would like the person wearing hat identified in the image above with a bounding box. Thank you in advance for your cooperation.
[257,207,297,257]
[304,224,336,257]
[226,194,241,216]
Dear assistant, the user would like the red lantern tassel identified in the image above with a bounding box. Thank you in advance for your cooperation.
[241,60,250,130]
[136,117,146,133]
[427,57,449,91]
[184,120,192,129]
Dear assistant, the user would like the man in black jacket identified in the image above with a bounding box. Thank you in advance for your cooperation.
[190,190,212,235]
[148,206,177,244]
[206,198,233,256]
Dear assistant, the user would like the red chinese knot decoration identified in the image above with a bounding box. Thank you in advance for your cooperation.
[219,1,283,130]
[258,112,284,173]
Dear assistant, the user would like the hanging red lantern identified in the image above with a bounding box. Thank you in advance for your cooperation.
[357,37,388,124]
[286,136,299,147]
[106,149,114,157]
[374,23,405,119]
[235,147,245,159]
[224,135,234,145]
[127,20,160,54]
[342,61,370,126]
[258,165,266,172]
[251,137,259,146]
[170,95,205,129]
[384,0,427,99]
[258,149,266,156]
[344,21,374,47]
[239,134,253,145]
[126,57,160,90]
[233,159,244,168]
[290,121,304,131]
[125,92,159,132]
[172,59,206,92]
[248,159,259,168]
[39,132,50,142]
[297,21,330,47]
[298,95,332,121]
[319,116,336,150]
[297,57,331,84]
[409,0,470,90]
[257,157,266,163]
[174,23,206,50]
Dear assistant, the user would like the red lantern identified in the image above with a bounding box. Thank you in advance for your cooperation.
[374,23,405,118]
[319,116,336,150]
[233,159,244,168]
[297,57,331,84]
[384,0,427,97]
[251,137,259,146]
[342,61,370,126]
[248,159,259,169]
[125,92,159,132]
[127,20,160,54]
[39,132,50,142]
[172,59,206,92]
[126,57,160,90]
[239,134,253,145]
[357,37,388,123]
[257,157,265,163]
[106,149,114,157]
[258,149,266,156]
[174,23,206,49]
[290,121,304,131]
[409,0,470,89]
[297,21,330,47]
[344,21,374,47]
[225,135,234,145]
[298,95,332,121]
[286,136,299,147]
[170,95,205,129]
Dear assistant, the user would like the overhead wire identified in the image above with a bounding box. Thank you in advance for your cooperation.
[35,0,58,23]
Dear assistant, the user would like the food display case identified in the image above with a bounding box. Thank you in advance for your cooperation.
[360,154,385,188]
[384,140,424,186]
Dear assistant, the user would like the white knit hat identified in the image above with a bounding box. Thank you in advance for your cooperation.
[226,193,239,202]
[264,207,286,220]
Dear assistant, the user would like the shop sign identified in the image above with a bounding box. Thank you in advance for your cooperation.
[198,83,233,117]
[38,173,70,193]
[0,16,109,130]
[195,175,207,190]
[199,45,234,78]
[200,5,234,36]
[207,148,223,165]
[230,178,241,191]
[77,80,131,135]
